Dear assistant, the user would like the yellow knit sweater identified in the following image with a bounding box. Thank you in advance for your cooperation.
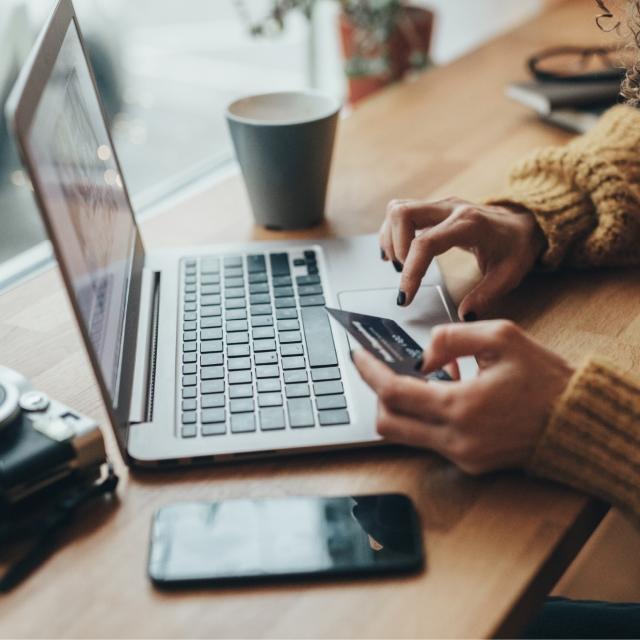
[491,105,640,520]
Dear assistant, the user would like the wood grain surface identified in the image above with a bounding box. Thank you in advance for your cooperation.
[0,1,625,637]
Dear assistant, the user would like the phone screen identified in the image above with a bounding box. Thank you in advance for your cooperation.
[148,494,423,585]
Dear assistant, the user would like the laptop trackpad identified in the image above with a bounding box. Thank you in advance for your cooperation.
[337,286,478,379]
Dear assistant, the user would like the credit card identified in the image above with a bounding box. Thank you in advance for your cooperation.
[325,307,451,381]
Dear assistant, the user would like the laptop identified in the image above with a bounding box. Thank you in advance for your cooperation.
[6,0,475,467]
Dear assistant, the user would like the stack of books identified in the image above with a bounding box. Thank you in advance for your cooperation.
[506,78,622,132]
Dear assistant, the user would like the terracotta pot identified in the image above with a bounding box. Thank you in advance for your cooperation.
[339,5,434,104]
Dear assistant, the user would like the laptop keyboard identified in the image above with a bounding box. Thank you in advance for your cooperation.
[179,250,350,437]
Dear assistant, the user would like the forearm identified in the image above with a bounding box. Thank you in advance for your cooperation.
[528,357,640,522]
[489,105,640,270]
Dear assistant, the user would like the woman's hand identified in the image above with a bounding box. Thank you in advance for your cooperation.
[379,197,546,319]
[352,320,573,474]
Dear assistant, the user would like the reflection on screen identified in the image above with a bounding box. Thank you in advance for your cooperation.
[25,21,136,403]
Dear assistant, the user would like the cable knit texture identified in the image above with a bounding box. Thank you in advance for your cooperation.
[490,105,640,519]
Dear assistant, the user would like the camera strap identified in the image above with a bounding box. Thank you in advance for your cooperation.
[0,464,118,592]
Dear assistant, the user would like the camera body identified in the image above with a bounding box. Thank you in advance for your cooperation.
[0,366,106,507]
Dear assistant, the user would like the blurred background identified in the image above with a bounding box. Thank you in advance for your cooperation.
[0,0,551,288]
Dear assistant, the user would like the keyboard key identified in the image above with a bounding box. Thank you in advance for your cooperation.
[201,328,223,341]
[301,306,338,368]
[201,274,220,285]
[227,332,249,345]
[251,315,273,327]
[260,407,285,431]
[182,411,196,424]
[201,259,220,273]
[201,353,223,366]
[200,306,222,317]
[293,257,306,266]
[229,384,253,399]
[277,319,300,331]
[256,365,279,378]
[285,383,310,398]
[182,364,196,375]
[300,295,325,307]
[287,398,315,428]
[316,395,347,410]
[257,378,281,393]
[182,399,197,411]
[226,319,248,332]
[307,265,319,275]
[225,277,244,289]
[229,370,252,384]
[312,367,341,382]
[228,357,251,371]
[253,326,275,339]
[275,297,296,309]
[201,366,224,380]
[230,398,254,413]
[185,276,196,286]
[227,344,250,357]
[182,424,197,438]
[201,380,224,394]
[296,275,320,286]
[201,295,221,306]
[201,317,222,328]
[258,392,283,407]
[276,308,297,320]
[249,293,270,305]
[226,298,246,310]
[272,275,292,287]
[202,422,226,436]
[250,304,272,316]
[314,380,344,396]
[201,340,223,353]
[184,293,196,303]
[270,253,290,276]
[225,267,244,279]
[224,256,243,268]
[249,272,268,284]
[298,284,323,296]
[183,342,196,353]
[279,330,301,343]
[282,356,305,370]
[183,321,196,332]
[254,339,276,352]
[201,408,226,423]
[184,302,197,312]
[182,375,197,387]
[183,311,197,322]
[182,387,197,399]
[183,331,196,342]
[185,284,196,294]
[273,286,294,298]
[225,287,245,299]
[201,284,221,295]
[249,282,269,294]
[318,409,350,426]
[202,394,225,408]
[280,343,303,357]
[247,254,266,273]
[284,370,307,383]
[226,308,247,320]
[303,250,316,260]
[183,352,197,364]
[231,413,256,433]
[255,352,278,365]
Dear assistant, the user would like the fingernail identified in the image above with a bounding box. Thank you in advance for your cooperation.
[380,247,387,260]
[463,311,477,322]
[392,260,403,273]
[397,290,407,306]
[413,357,423,371]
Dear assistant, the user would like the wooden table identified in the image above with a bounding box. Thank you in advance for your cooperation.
[1,0,630,636]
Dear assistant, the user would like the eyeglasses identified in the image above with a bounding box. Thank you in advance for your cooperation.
[528,46,627,82]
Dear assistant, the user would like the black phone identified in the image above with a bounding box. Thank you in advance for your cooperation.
[148,493,423,587]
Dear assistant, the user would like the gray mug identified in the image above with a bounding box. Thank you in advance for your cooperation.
[226,91,341,231]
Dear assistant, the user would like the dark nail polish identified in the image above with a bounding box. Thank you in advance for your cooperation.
[397,290,407,306]
[413,357,423,371]
[392,260,403,273]
[463,311,478,322]
[380,247,386,260]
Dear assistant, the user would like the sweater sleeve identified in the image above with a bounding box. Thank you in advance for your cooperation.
[489,105,640,269]
[528,357,640,522]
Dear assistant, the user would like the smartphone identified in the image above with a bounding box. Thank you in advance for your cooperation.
[148,493,423,586]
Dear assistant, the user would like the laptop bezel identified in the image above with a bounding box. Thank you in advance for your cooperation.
[5,0,145,458]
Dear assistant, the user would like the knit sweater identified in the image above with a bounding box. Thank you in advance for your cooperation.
[490,104,640,520]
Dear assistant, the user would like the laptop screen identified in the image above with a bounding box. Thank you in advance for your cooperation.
[24,21,137,404]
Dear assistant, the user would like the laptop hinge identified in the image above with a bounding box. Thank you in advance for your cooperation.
[129,268,160,425]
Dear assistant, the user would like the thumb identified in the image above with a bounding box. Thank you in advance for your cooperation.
[457,264,519,321]
[421,321,505,372]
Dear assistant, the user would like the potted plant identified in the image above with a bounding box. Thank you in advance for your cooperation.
[234,0,434,103]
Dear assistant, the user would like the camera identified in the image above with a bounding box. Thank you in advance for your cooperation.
[0,366,107,509]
